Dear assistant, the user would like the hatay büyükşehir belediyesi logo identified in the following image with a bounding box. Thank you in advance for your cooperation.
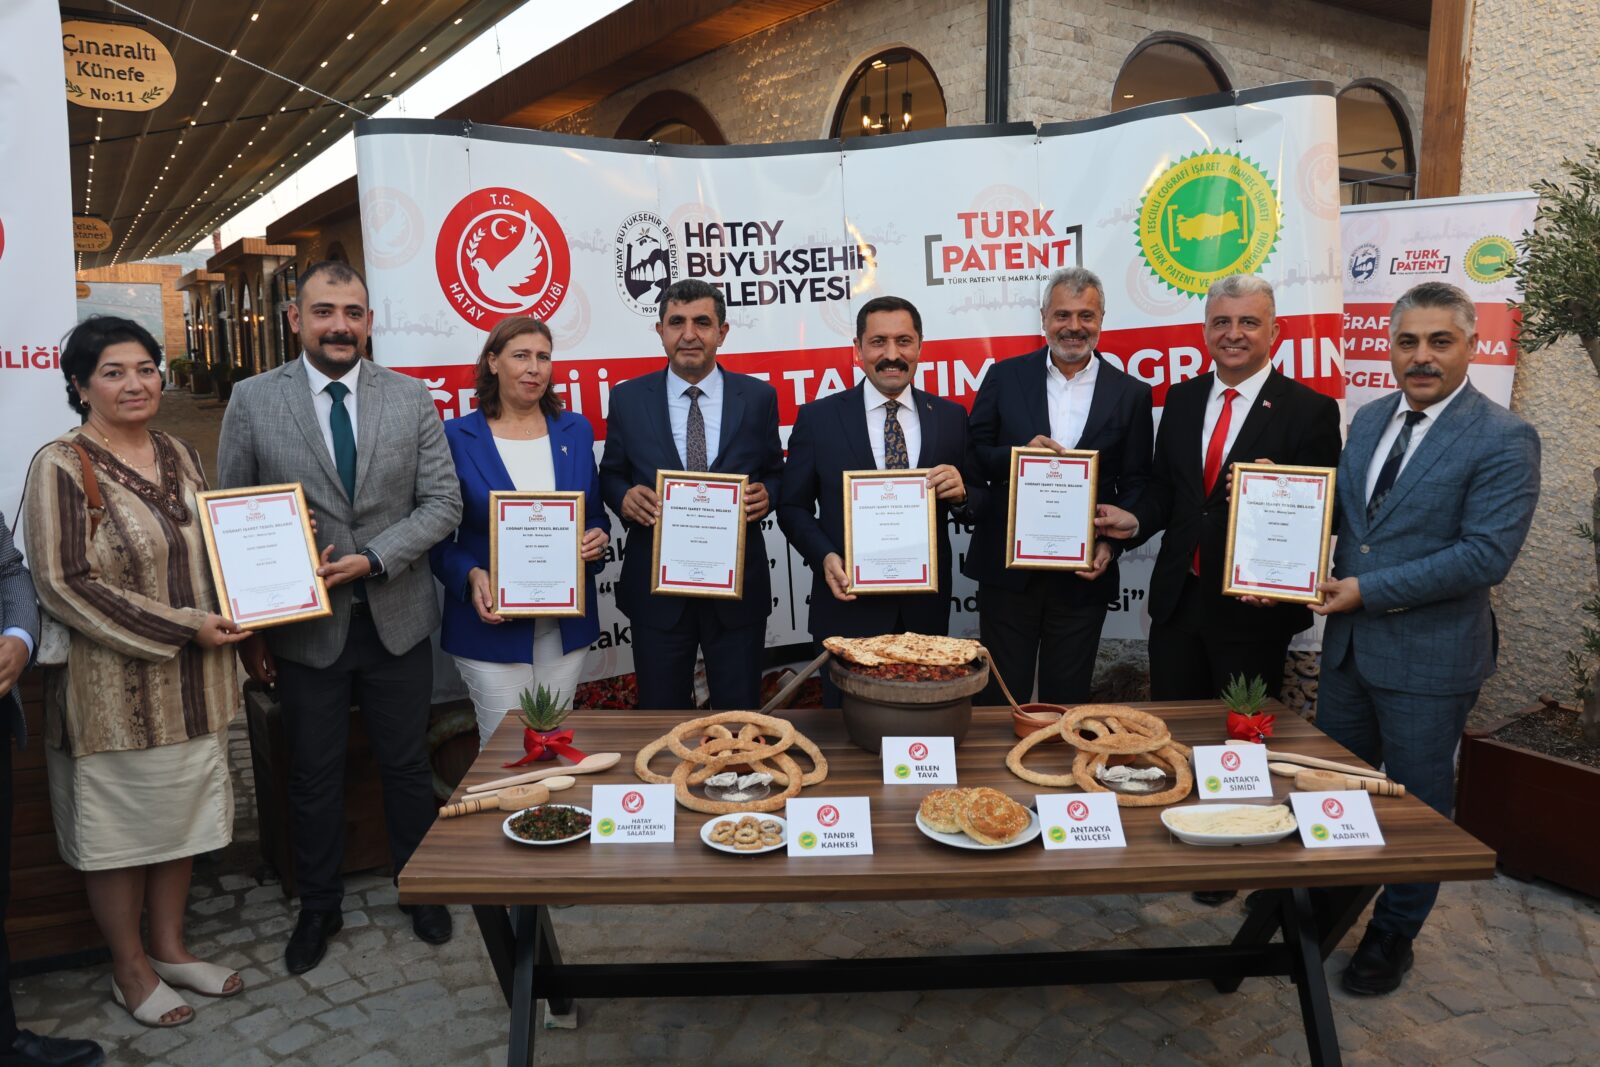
[435,187,571,328]
[1136,150,1280,296]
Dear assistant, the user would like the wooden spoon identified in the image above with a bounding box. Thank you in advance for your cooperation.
[467,751,621,795]
[1227,739,1386,780]
[439,783,550,819]
[1292,768,1406,797]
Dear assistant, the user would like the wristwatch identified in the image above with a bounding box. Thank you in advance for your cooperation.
[358,548,385,578]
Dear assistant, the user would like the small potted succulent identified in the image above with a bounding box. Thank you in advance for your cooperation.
[1222,673,1275,744]
[503,685,586,768]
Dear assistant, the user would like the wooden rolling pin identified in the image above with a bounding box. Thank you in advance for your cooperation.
[1227,739,1387,780]
[449,775,576,812]
[440,783,550,819]
[1288,766,1406,798]
[467,751,621,795]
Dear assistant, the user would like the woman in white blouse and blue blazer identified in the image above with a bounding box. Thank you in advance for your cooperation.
[431,318,610,747]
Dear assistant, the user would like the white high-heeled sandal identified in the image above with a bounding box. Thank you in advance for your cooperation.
[110,975,193,1027]
[150,957,244,998]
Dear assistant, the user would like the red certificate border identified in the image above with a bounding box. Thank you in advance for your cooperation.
[496,498,580,609]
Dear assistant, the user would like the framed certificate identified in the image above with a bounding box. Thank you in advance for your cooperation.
[1222,463,1337,605]
[489,491,585,618]
[650,470,748,600]
[195,484,332,629]
[842,469,938,596]
[1005,447,1099,570]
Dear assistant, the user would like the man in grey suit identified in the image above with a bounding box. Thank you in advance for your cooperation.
[220,261,462,974]
[1312,282,1540,995]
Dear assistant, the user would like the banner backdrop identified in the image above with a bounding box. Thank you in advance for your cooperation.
[1339,191,1535,413]
[356,82,1345,679]
[0,0,78,537]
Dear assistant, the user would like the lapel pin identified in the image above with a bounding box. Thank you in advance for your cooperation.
[1261,399,1272,409]
[561,445,569,455]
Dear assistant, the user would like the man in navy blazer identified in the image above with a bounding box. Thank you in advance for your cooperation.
[780,296,985,706]
[1312,283,1540,995]
[600,279,784,710]
[964,268,1153,704]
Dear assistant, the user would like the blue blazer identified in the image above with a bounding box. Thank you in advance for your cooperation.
[430,409,610,660]
[779,383,985,640]
[599,367,784,630]
[1322,382,1540,695]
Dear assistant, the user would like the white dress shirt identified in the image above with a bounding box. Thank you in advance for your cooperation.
[303,354,361,461]
[1045,353,1099,447]
[666,364,723,469]
[492,435,556,493]
[1364,381,1467,503]
[863,381,923,468]
[1201,361,1273,464]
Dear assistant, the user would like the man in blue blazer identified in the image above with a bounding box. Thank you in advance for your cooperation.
[780,296,985,705]
[964,267,1153,704]
[600,279,784,710]
[1312,282,1540,995]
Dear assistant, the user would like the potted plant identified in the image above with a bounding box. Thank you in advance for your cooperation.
[502,685,586,768]
[190,361,214,395]
[1456,144,1600,898]
[168,356,192,389]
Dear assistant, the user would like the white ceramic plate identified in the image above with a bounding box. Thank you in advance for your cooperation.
[1160,804,1298,846]
[915,809,1042,850]
[699,814,787,855]
[501,805,593,847]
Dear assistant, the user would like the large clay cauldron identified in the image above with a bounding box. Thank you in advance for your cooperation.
[828,659,989,753]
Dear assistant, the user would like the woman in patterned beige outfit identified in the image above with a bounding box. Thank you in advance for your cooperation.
[24,318,250,1028]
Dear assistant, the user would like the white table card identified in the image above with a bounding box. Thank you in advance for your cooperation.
[881,736,958,785]
[1289,790,1385,849]
[1193,744,1275,799]
[589,784,675,844]
[785,797,874,856]
[1037,793,1127,850]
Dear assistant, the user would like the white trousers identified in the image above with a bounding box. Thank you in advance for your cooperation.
[452,619,589,749]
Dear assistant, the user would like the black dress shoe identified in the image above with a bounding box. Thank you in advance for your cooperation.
[1191,889,1239,906]
[285,908,343,974]
[7,1029,105,1067]
[1341,926,1414,996]
[402,903,453,945]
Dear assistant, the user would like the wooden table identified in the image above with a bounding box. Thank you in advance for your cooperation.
[399,702,1495,1067]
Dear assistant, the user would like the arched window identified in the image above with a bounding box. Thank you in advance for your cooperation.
[1337,82,1416,204]
[614,91,726,146]
[1111,35,1230,112]
[831,50,946,140]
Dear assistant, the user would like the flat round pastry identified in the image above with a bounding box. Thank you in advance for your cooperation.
[957,787,1030,846]
[918,788,967,834]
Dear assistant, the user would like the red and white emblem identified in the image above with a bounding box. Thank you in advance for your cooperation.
[818,805,841,827]
[908,742,929,761]
[622,790,645,814]
[1220,750,1241,771]
[435,187,570,328]
[1067,800,1090,822]
[1322,797,1344,820]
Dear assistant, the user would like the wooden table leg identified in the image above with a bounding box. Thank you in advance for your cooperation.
[508,905,539,1067]
[1282,887,1343,1067]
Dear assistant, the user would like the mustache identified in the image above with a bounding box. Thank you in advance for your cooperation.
[321,333,359,348]
[1405,364,1444,379]
[874,359,910,373]
[1055,331,1093,342]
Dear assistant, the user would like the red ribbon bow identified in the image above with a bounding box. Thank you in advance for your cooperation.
[503,728,588,768]
[1226,710,1276,745]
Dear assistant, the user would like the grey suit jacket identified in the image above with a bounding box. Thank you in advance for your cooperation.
[218,357,462,669]
[1322,382,1540,695]
[1,510,40,742]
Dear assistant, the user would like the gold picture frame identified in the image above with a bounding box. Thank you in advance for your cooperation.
[649,470,749,600]
[195,483,331,630]
[841,468,939,596]
[1221,462,1338,605]
[1004,447,1100,571]
[489,490,587,619]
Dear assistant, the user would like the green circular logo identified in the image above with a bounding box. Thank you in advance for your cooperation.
[1204,775,1222,793]
[1047,825,1067,843]
[597,817,616,837]
[893,764,910,780]
[798,830,818,850]
[1137,150,1280,295]
[1311,823,1329,841]
[1465,235,1515,283]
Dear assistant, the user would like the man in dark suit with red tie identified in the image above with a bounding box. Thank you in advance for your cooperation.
[779,296,985,706]
[964,267,1154,705]
[1097,274,1341,701]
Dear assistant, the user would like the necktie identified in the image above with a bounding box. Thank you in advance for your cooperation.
[326,380,357,500]
[883,399,909,469]
[1195,387,1239,575]
[1367,409,1426,521]
[684,385,707,470]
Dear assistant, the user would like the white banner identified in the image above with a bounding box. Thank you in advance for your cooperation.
[1,0,78,537]
[356,83,1345,675]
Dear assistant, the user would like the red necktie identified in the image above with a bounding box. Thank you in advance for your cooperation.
[1195,387,1239,574]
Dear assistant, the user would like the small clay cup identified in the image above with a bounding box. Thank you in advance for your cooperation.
[1012,703,1068,742]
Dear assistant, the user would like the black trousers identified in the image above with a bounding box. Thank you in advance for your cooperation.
[1147,573,1291,700]
[632,604,764,711]
[977,577,1109,705]
[0,724,15,1044]
[275,613,436,912]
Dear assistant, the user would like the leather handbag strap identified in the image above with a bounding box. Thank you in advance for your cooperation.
[67,440,105,537]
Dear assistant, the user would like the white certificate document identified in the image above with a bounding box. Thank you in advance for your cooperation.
[651,472,747,599]
[197,485,330,629]
[1007,448,1098,570]
[491,492,584,618]
[843,470,936,595]
[1223,464,1336,605]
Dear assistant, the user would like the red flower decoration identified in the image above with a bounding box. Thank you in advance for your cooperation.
[1227,710,1276,744]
